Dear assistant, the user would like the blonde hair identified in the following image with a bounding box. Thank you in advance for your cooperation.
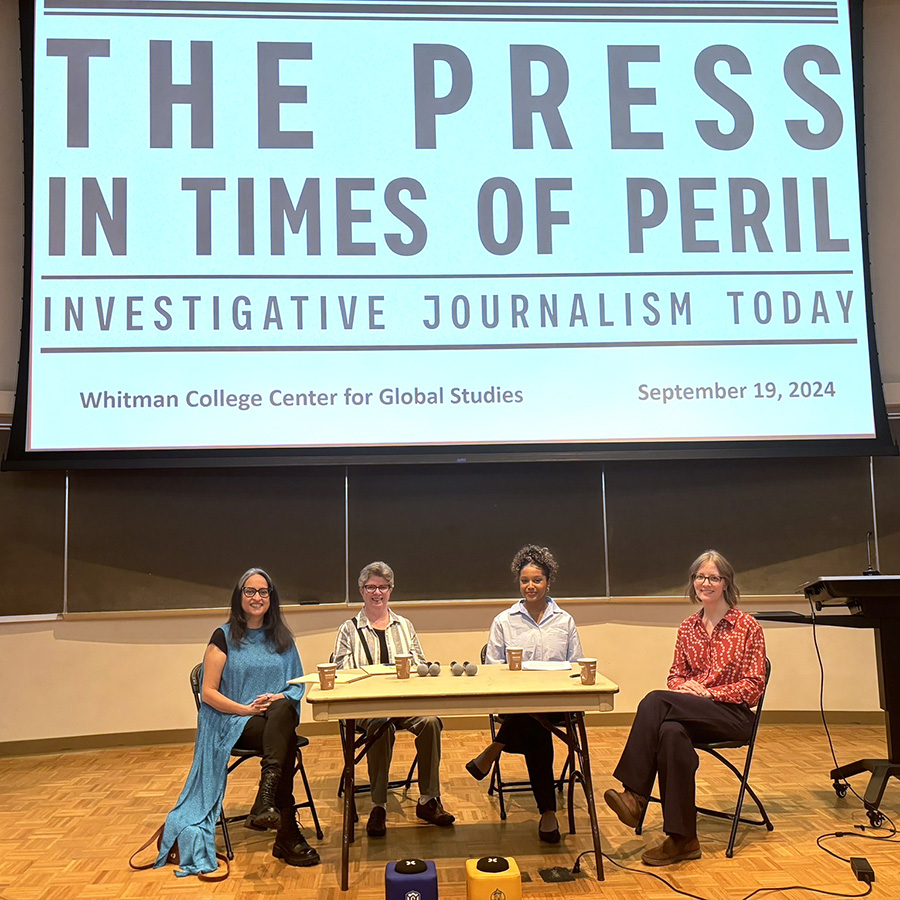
[686,550,740,607]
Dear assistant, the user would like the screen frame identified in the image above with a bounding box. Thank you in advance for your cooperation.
[5,0,894,471]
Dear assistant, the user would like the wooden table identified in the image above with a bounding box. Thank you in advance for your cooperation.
[303,665,619,890]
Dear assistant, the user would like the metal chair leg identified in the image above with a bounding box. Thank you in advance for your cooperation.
[296,751,324,840]
[218,811,235,860]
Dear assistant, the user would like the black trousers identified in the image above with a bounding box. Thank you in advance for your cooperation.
[232,698,299,810]
[494,713,561,814]
[613,690,755,838]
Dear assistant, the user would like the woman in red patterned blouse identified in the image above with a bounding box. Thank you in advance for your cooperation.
[603,550,766,867]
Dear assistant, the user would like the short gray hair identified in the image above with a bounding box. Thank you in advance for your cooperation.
[358,561,395,590]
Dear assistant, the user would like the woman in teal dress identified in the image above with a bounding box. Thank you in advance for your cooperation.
[155,568,319,875]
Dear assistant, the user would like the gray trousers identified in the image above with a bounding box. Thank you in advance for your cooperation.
[358,716,443,806]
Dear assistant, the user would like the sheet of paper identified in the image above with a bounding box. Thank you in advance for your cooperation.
[360,664,397,676]
[521,661,573,671]
[288,670,369,685]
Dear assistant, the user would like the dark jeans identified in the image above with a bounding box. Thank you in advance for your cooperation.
[495,712,563,814]
[233,698,299,809]
[613,690,755,838]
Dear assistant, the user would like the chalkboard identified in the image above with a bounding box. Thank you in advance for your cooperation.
[2,422,900,616]
[873,421,900,575]
[65,467,347,612]
[606,454,875,597]
[347,462,607,600]
[0,431,65,616]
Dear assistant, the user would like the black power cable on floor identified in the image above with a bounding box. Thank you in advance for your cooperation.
[571,848,877,900]
[736,885,873,900]
[572,849,711,900]
[816,818,899,865]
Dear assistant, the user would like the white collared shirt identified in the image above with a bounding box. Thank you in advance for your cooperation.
[485,597,583,664]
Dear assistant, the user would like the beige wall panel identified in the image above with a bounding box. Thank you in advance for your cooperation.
[0,601,881,744]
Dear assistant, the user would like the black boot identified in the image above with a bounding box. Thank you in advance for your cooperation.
[246,767,281,830]
[273,809,320,867]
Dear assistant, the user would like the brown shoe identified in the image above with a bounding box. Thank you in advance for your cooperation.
[366,806,387,837]
[603,788,648,828]
[416,797,455,827]
[641,835,701,866]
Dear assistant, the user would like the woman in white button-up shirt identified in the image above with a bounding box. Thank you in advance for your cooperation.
[465,544,583,844]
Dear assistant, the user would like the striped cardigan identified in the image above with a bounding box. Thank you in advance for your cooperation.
[332,608,427,669]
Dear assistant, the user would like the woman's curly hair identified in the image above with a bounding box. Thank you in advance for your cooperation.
[510,544,559,581]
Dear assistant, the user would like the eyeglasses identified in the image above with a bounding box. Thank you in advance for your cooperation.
[242,587,270,598]
[362,584,392,594]
[693,574,724,585]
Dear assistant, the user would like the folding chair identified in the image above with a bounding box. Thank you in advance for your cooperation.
[335,720,418,799]
[480,644,573,820]
[189,663,323,860]
[329,653,418,800]
[635,657,774,857]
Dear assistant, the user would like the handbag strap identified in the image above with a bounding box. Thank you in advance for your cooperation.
[197,853,231,882]
[128,824,165,871]
[128,825,230,880]
[352,615,374,666]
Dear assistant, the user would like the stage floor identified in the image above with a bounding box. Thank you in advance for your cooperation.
[0,723,896,900]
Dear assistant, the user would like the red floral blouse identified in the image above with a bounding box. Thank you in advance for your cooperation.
[667,607,766,706]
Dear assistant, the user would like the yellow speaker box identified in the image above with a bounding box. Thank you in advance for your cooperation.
[465,856,522,900]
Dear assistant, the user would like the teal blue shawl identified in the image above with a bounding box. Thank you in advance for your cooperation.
[155,625,304,876]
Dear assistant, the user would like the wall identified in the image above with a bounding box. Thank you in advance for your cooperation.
[0,0,896,748]
[0,600,881,747]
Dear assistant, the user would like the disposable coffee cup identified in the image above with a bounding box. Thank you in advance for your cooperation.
[507,648,524,671]
[395,654,413,679]
[577,657,598,685]
[317,662,337,690]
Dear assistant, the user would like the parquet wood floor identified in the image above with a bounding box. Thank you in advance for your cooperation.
[0,725,897,900]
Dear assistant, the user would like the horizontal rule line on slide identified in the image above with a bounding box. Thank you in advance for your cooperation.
[44,12,838,23]
[44,0,839,21]
[41,269,855,281]
[40,338,858,353]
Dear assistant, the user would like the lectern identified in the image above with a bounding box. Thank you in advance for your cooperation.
[760,576,900,826]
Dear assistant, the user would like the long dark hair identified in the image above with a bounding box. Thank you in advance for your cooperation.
[228,567,294,653]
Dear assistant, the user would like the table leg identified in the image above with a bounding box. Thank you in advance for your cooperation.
[340,717,356,891]
[562,714,577,836]
[573,711,605,880]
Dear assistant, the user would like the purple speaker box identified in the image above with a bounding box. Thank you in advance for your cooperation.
[385,858,438,900]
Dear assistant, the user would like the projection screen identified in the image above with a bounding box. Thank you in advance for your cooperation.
[6,0,894,466]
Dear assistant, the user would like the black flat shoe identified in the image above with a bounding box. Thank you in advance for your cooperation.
[466,759,489,782]
[538,825,561,844]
